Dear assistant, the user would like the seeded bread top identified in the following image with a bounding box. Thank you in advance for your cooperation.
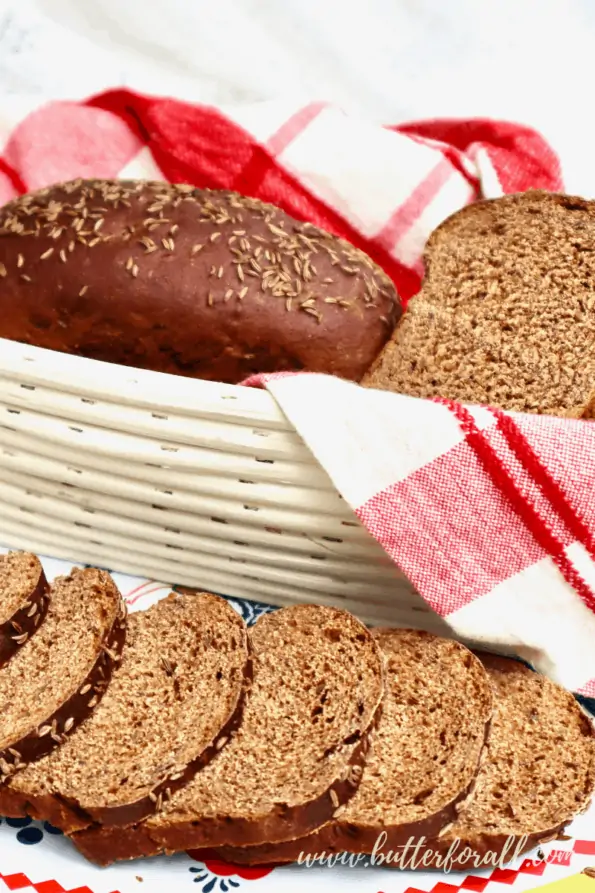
[0,568,122,751]
[11,592,249,818]
[0,552,44,626]
[0,179,400,382]
[146,603,383,841]
[364,190,595,416]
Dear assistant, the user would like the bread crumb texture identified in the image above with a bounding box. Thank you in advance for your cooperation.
[364,191,595,416]
[449,655,595,840]
[337,629,492,828]
[11,592,248,812]
[0,552,43,626]
[149,604,383,827]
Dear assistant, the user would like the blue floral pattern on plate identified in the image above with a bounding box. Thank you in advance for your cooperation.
[0,816,64,845]
[189,866,241,891]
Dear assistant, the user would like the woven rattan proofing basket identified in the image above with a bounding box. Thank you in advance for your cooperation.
[0,336,446,633]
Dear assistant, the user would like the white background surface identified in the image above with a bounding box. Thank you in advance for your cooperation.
[0,0,592,122]
[2,0,595,193]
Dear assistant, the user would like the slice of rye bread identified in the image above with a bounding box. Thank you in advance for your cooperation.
[0,567,125,786]
[415,654,595,869]
[363,191,595,417]
[0,552,50,668]
[2,591,250,834]
[212,629,494,866]
[70,604,385,865]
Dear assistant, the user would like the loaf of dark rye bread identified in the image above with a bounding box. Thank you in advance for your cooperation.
[0,568,125,786]
[364,191,595,417]
[0,180,400,383]
[71,603,384,865]
[0,552,49,668]
[2,592,249,835]
[214,628,493,866]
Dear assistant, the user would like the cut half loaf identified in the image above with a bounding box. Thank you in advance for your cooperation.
[422,654,595,869]
[0,567,125,786]
[72,603,384,865]
[3,591,249,835]
[216,628,493,866]
[0,552,49,668]
[364,191,595,417]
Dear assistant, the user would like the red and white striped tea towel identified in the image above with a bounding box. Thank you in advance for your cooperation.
[1,88,589,692]
[245,373,595,697]
[0,89,562,302]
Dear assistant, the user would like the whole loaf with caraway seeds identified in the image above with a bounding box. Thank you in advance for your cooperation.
[0,180,401,382]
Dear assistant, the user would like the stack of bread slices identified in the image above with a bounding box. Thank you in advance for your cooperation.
[0,550,594,870]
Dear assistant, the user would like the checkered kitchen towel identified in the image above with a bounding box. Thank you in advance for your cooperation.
[3,89,593,694]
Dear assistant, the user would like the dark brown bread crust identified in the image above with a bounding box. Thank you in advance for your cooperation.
[0,555,49,669]
[67,705,380,867]
[71,823,162,866]
[0,180,400,383]
[0,599,126,792]
[215,783,473,865]
[55,791,574,870]
[218,820,569,870]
